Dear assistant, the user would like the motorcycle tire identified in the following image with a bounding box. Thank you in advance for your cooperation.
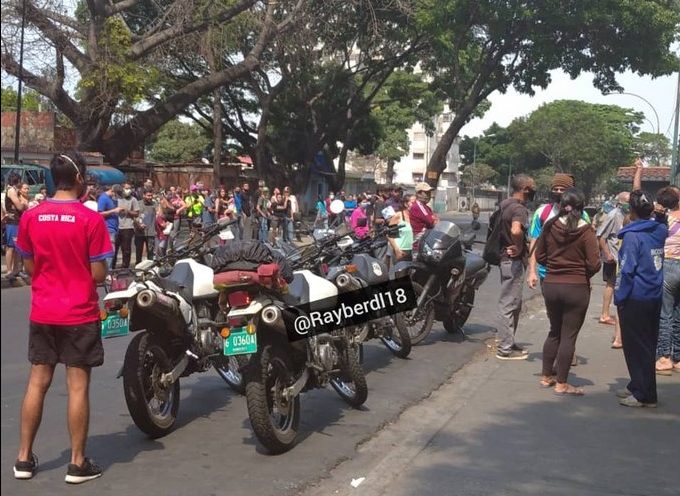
[380,318,412,358]
[444,288,475,335]
[395,281,434,345]
[214,354,249,395]
[330,343,368,408]
[123,332,180,438]
[245,345,301,454]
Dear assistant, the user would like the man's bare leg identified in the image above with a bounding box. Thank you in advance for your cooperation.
[66,366,91,467]
[17,364,55,461]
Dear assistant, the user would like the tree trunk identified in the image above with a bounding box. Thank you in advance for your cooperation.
[386,158,395,184]
[212,88,222,186]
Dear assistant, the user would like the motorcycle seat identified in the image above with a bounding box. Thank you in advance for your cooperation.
[213,263,284,290]
[465,253,487,278]
[156,263,194,303]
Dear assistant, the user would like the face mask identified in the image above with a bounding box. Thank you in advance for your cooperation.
[361,202,370,208]
[330,195,335,200]
[550,192,563,205]
[524,189,536,203]
[123,189,132,197]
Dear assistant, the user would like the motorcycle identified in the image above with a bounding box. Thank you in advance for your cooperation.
[394,220,490,345]
[211,238,368,454]
[101,217,243,438]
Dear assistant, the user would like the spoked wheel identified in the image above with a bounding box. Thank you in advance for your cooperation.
[444,288,475,336]
[123,332,180,438]
[214,354,249,394]
[395,281,434,345]
[330,343,368,407]
[380,318,412,358]
[245,345,300,454]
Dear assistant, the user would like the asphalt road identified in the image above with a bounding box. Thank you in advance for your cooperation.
[0,212,501,496]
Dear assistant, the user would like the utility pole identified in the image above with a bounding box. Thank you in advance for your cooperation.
[671,69,680,186]
[506,161,513,199]
[13,0,27,163]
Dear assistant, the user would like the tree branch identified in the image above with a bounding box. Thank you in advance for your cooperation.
[23,0,90,72]
[128,0,256,60]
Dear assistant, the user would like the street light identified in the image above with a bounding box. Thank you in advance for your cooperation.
[603,91,660,135]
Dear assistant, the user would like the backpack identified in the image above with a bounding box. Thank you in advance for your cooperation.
[483,208,503,266]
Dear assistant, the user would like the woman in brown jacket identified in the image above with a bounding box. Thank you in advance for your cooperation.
[535,188,601,395]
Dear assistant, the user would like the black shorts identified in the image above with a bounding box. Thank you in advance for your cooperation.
[602,261,617,285]
[28,321,104,367]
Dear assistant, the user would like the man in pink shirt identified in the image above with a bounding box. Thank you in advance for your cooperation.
[13,152,112,484]
[409,182,438,249]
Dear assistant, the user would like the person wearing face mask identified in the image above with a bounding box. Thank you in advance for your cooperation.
[596,190,630,338]
[134,189,157,266]
[326,192,337,226]
[409,182,438,250]
[495,174,536,360]
[350,194,371,238]
[115,183,139,269]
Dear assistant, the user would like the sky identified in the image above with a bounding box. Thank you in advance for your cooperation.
[460,69,678,140]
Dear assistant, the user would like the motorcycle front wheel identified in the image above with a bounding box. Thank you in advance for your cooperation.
[380,318,412,358]
[214,354,249,395]
[123,332,180,438]
[245,345,300,454]
[395,281,434,345]
[330,343,368,408]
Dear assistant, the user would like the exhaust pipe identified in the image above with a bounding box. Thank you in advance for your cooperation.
[135,289,184,336]
[336,273,362,291]
[261,305,281,325]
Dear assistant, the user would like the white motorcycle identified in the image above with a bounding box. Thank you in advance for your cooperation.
[101,217,245,438]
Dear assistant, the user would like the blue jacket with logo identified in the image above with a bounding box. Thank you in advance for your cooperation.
[614,219,667,305]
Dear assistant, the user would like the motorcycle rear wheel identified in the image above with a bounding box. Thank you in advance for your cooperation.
[444,287,475,335]
[245,345,300,454]
[395,281,434,345]
[123,332,180,438]
[330,343,368,407]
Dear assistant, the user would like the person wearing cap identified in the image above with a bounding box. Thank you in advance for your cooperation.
[409,182,438,250]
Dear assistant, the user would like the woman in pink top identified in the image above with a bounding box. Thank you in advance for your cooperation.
[350,194,370,238]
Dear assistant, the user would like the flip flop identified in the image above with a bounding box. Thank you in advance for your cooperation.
[554,386,584,396]
[656,368,673,376]
[599,317,616,325]
[540,378,556,388]
[611,343,623,349]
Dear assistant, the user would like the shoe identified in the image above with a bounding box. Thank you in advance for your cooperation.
[615,388,632,399]
[65,458,102,484]
[619,395,657,408]
[14,453,38,480]
[496,350,528,360]
[511,344,529,354]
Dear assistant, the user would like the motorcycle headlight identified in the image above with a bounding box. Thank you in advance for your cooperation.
[432,248,446,262]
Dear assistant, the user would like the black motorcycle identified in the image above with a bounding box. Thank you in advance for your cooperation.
[393,220,489,344]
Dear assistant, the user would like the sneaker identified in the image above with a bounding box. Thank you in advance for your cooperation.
[511,344,529,354]
[14,453,38,480]
[496,350,529,360]
[619,395,657,408]
[615,388,632,399]
[65,458,102,484]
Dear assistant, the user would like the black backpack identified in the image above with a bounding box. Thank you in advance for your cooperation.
[483,208,503,266]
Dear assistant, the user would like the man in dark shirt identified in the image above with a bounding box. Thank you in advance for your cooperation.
[496,173,535,360]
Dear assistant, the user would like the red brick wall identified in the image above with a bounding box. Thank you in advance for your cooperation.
[1,111,55,151]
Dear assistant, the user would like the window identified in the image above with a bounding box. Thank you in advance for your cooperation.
[412,173,424,183]
[413,132,426,141]
[26,169,45,186]
[412,152,425,160]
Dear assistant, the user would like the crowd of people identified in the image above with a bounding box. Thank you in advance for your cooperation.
[498,163,679,408]
[4,150,679,485]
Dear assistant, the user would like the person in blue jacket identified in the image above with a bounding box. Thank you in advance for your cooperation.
[615,190,668,408]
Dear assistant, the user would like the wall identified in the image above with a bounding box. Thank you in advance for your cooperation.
[1,111,55,151]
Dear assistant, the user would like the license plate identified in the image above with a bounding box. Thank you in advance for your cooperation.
[101,314,129,339]
[223,328,257,356]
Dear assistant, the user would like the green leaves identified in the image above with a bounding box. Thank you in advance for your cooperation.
[147,120,211,163]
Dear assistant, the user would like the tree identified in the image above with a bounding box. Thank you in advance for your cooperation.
[634,132,671,166]
[1,0,304,164]
[461,162,497,190]
[415,0,680,187]
[1,86,49,111]
[147,119,210,163]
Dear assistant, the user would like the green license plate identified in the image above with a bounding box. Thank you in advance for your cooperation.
[101,314,129,339]
[223,328,257,356]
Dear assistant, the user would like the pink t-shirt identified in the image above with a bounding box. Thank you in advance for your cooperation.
[15,198,114,325]
[350,207,369,238]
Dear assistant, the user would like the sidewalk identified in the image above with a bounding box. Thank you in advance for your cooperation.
[301,281,680,496]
